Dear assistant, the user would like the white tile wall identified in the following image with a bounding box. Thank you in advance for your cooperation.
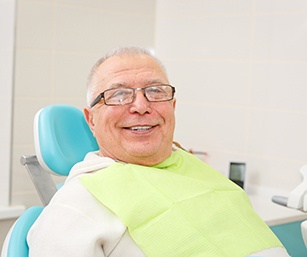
[156,0,253,16]
[251,62,307,110]
[156,0,307,192]
[255,0,307,12]
[155,16,253,60]
[253,14,307,60]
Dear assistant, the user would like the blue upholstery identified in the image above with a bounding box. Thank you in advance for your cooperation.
[270,220,307,257]
[1,105,99,257]
[5,206,43,257]
[35,104,99,176]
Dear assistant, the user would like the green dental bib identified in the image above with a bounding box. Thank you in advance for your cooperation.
[80,149,282,257]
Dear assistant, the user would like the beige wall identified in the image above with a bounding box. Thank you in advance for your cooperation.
[0,219,15,251]
[12,0,155,207]
[1,0,155,249]
[0,0,15,207]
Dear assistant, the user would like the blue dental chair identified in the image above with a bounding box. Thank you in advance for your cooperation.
[1,105,98,257]
[1,206,43,257]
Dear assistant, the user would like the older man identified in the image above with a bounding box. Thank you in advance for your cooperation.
[28,47,289,257]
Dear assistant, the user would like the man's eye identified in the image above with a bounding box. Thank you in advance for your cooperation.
[148,87,163,93]
[148,87,168,96]
[107,90,131,101]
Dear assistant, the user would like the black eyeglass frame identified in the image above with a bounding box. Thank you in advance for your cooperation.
[90,84,176,108]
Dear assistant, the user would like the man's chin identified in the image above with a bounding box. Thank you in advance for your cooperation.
[122,147,173,166]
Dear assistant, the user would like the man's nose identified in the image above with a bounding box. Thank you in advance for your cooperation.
[129,90,151,115]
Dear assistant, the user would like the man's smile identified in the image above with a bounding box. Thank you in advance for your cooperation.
[129,126,153,131]
[124,125,158,133]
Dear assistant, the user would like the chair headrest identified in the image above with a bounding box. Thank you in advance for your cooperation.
[34,105,99,176]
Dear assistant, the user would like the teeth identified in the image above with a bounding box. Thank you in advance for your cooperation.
[130,126,152,131]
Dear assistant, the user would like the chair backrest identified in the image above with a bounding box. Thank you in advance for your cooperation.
[1,105,99,257]
[21,105,99,206]
[34,104,99,176]
[1,206,43,257]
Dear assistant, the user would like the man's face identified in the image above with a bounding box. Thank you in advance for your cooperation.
[84,54,176,166]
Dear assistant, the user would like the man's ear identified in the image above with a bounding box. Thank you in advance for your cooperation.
[84,107,95,136]
[172,98,177,109]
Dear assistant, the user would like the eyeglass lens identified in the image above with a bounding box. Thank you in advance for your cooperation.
[104,85,174,106]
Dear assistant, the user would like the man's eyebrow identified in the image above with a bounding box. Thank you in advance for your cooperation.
[107,80,166,90]
[146,79,165,85]
[109,83,126,89]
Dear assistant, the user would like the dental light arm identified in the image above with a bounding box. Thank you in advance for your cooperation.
[272,165,307,212]
[272,165,307,250]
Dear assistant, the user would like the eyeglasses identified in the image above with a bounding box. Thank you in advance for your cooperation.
[90,84,175,107]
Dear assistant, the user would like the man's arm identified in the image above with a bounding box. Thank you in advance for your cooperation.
[27,179,126,257]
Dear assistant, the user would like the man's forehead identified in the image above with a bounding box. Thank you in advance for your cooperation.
[97,54,161,73]
[95,55,167,87]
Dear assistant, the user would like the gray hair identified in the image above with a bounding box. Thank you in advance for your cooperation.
[86,46,167,106]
